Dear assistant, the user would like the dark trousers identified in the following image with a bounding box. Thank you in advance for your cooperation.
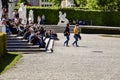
[64,35,70,46]
[72,34,79,46]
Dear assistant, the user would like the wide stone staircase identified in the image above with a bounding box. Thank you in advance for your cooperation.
[6,25,71,53]
[7,35,54,53]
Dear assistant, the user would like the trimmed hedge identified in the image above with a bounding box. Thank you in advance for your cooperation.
[0,33,7,57]
[81,27,120,34]
[16,7,120,26]
[26,7,59,25]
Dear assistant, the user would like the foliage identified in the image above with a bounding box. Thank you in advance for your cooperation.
[0,52,22,74]
[75,0,87,7]
[47,0,120,11]
[26,7,59,24]
[0,33,7,57]
[15,7,120,26]
[48,0,61,7]
[17,0,28,6]
[86,0,99,9]
[81,27,120,34]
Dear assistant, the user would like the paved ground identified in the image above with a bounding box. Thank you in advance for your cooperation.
[0,33,120,80]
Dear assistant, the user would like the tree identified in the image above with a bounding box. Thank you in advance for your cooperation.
[114,0,120,10]
[48,0,61,7]
[86,0,98,9]
[17,0,28,6]
[75,0,87,7]
[97,0,115,11]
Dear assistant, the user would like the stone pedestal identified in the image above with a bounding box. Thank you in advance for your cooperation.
[0,25,6,33]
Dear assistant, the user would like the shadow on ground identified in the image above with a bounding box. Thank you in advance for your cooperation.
[0,53,18,74]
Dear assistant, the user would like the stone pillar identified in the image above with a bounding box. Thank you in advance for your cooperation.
[8,1,15,19]
[39,0,41,6]
[0,25,6,33]
[66,0,68,8]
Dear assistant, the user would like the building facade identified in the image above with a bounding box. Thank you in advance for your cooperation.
[14,0,53,6]
[27,0,53,6]
[61,0,75,8]
[15,0,75,7]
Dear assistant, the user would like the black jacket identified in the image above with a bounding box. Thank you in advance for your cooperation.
[64,26,70,35]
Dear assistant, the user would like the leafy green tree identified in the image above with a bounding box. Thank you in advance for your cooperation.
[48,0,61,7]
[97,0,115,11]
[75,0,87,7]
[114,0,120,10]
[86,0,98,9]
[48,0,120,11]
[17,0,28,6]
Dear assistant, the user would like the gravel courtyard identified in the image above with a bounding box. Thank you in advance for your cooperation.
[0,33,120,80]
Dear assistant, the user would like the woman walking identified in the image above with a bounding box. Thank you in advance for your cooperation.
[64,23,70,47]
[72,24,79,47]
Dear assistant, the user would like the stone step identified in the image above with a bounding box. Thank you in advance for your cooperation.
[7,35,17,38]
[6,33,54,53]
[7,39,28,43]
[7,45,39,49]
[7,43,33,46]
[7,48,46,52]
[7,36,23,40]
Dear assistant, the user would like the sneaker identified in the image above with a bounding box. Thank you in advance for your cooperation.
[66,45,69,47]
[28,42,31,44]
[76,45,79,47]
[64,42,65,46]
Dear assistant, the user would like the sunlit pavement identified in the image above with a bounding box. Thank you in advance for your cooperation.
[0,33,120,80]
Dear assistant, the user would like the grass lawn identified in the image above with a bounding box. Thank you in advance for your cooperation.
[0,52,22,74]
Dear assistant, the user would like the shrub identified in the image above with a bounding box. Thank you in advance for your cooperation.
[17,0,28,6]
[81,27,120,34]
[15,7,120,26]
[0,33,7,57]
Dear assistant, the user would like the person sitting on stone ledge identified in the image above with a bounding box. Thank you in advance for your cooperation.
[50,30,58,40]
[28,27,35,44]
[31,31,41,45]
[23,26,31,40]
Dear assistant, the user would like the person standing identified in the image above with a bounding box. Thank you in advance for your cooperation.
[64,23,70,47]
[41,15,45,25]
[72,24,79,47]
[37,16,41,25]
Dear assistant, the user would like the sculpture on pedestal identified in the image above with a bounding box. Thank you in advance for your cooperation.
[37,16,41,25]
[57,11,69,26]
[18,3,27,24]
[28,10,34,24]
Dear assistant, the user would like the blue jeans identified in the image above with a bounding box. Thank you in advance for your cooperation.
[72,34,79,46]
[64,35,70,46]
[6,27,11,35]
[39,40,44,48]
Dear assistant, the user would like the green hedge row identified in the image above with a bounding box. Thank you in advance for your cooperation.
[0,33,7,57]
[16,7,120,26]
[81,27,120,34]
